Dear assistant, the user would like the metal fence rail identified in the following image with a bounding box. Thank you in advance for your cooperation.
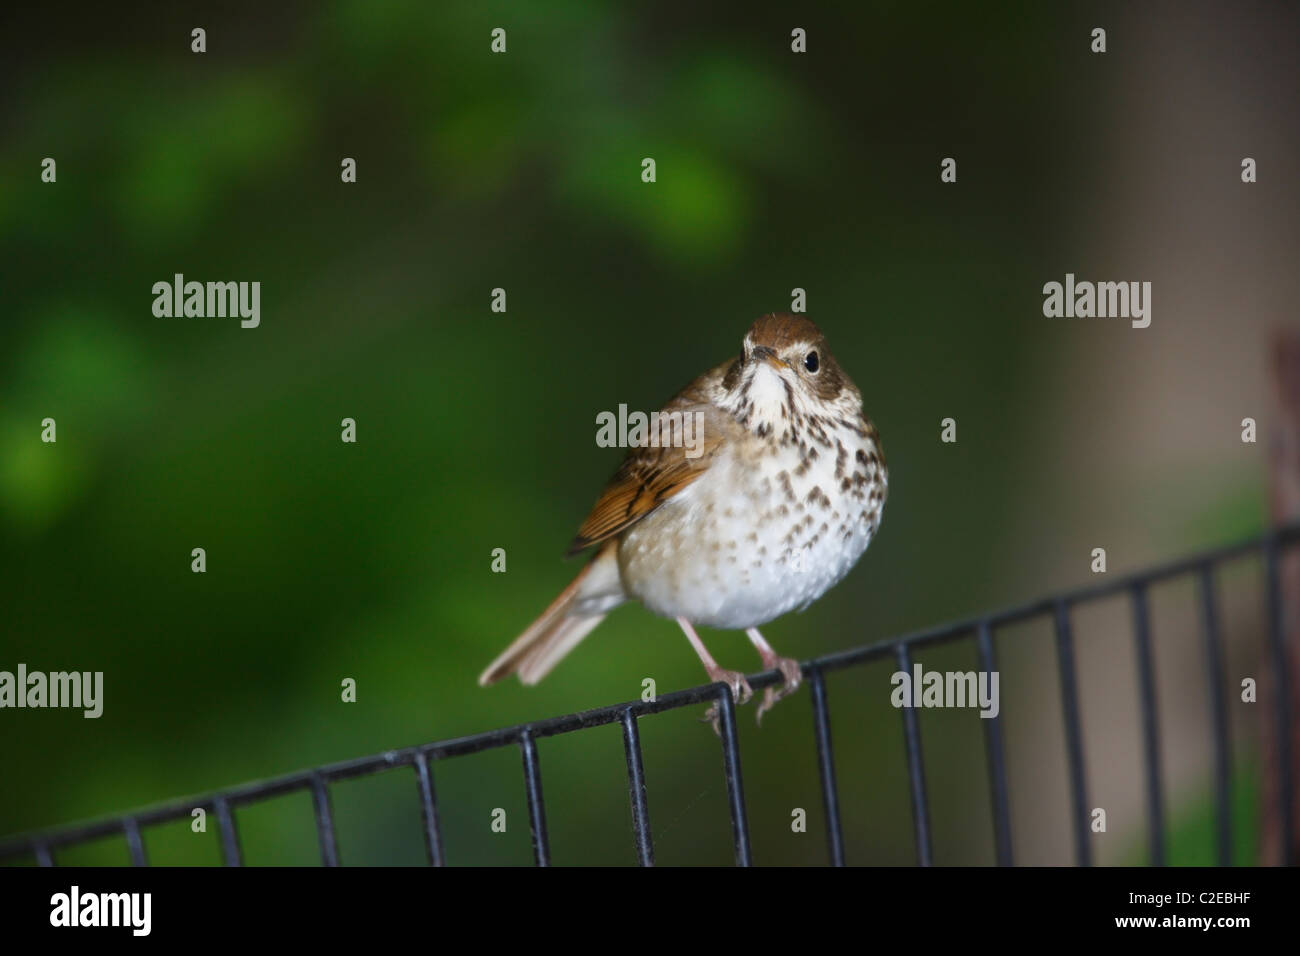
[4,523,1298,867]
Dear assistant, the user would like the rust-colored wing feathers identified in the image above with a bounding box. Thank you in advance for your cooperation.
[567,445,709,554]
[566,361,734,556]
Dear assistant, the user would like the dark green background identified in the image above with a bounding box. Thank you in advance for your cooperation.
[0,1,1289,865]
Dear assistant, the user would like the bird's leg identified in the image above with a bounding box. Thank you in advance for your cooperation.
[677,617,752,734]
[745,627,802,725]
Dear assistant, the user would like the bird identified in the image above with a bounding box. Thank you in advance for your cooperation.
[479,313,888,726]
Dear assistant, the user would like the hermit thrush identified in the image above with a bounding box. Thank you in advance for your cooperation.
[480,314,888,725]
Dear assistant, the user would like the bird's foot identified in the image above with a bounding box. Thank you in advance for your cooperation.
[756,655,803,726]
[700,667,753,736]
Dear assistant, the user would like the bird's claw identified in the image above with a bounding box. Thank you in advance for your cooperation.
[756,656,803,726]
[700,669,753,736]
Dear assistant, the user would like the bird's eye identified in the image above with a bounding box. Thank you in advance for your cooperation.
[804,351,819,373]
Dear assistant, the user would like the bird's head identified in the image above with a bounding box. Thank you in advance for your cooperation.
[720,313,862,440]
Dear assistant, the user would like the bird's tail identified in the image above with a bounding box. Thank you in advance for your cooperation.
[478,543,626,686]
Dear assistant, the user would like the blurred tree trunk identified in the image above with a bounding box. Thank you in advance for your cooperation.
[1262,329,1300,864]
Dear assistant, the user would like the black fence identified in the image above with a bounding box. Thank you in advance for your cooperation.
[3,523,1298,867]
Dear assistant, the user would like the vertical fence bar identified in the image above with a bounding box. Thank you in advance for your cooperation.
[34,842,54,867]
[123,818,147,867]
[1054,599,1092,866]
[413,751,446,866]
[1130,583,1166,865]
[895,643,933,866]
[1265,537,1296,864]
[715,686,752,866]
[310,772,340,867]
[620,709,655,867]
[519,729,551,867]
[1197,564,1232,865]
[976,621,1014,866]
[808,666,846,866]
[213,795,242,866]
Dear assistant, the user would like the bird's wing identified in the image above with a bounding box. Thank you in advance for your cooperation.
[567,359,737,556]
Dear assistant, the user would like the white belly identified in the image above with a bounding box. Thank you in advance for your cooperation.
[617,427,885,630]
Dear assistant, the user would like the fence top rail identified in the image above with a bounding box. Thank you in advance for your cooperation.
[3,520,1297,861]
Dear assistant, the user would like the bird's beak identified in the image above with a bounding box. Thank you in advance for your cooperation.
[751,345,787,371]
